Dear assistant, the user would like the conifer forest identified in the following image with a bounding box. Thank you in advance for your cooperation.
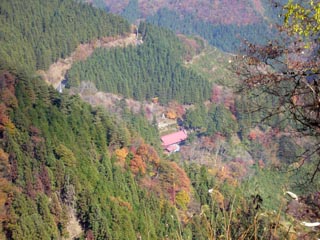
[0,0,319,239]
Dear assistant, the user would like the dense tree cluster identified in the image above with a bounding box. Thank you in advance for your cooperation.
[0,68,189,239]
[89,0,284,52]
[0,0,130,72]
[184,103,238,138]
[121,0,140,23]
[146,8,277,52]
[67,23,211,104]
[0,0,319,239]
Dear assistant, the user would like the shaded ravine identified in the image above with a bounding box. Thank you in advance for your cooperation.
[39,32,141,90]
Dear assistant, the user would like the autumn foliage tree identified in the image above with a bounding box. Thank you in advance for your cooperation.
[0,148,15,238]
[115,147,129,167]
[130,155,146,175]
[0,71,17,137]
[237,0,320,182]
[114,142,161,176]
[158,161,191,206]
[136,143,160,166]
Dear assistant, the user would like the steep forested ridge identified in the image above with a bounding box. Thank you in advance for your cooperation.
[88,0,270,25]
[147,8,275,52]
[67,23,211,104]
[87,0,282,52]
[0,0,129,72]
[0,0,189,239]
[0,0,319,239]
[0,69,191,239]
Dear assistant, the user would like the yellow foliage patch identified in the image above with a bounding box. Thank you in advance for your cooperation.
[115,148,129,162]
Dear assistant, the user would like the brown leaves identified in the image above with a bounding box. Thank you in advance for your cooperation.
[114,143,160,176]
[237,26,320,182]
[130,155,146,175]
[0,71,16,94]
[160,161,191,194]
[0,148,10,180]
[0,71,18,136]
[130,143,160,175]
[0,103,15,134]
[0,148,16,224]
[136,143,160,166]
[0,71,18,108]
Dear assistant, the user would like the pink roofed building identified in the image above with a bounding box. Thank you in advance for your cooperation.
[161,130,188,153]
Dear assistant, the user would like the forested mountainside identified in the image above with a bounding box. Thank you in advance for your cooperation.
[67,23,211,104]
[0,69,183,239]
[0,0,319,239]
[89,0,274,24]
[0,0,129,72]
[87,0,284,52]
[0,0,194,238]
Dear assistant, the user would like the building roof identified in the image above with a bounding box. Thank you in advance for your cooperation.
[165,144,180,153]
[161,130,187,147]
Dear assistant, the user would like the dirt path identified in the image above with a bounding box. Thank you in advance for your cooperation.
[39,33,140,89]
[63,208,83,240]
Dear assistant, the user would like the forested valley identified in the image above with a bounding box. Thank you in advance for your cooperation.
[0,0,319,239]
[89,0,286,53]
[67,22,211,104]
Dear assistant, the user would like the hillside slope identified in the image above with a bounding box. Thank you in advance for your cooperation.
[88,0,282,52]
[1,0,319,239]
[40,33,139,89]
[0,0,129,72]
[92,0,268,25]
[0,1,189,239]
[67,23,211,104]
[0,68,192,239]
